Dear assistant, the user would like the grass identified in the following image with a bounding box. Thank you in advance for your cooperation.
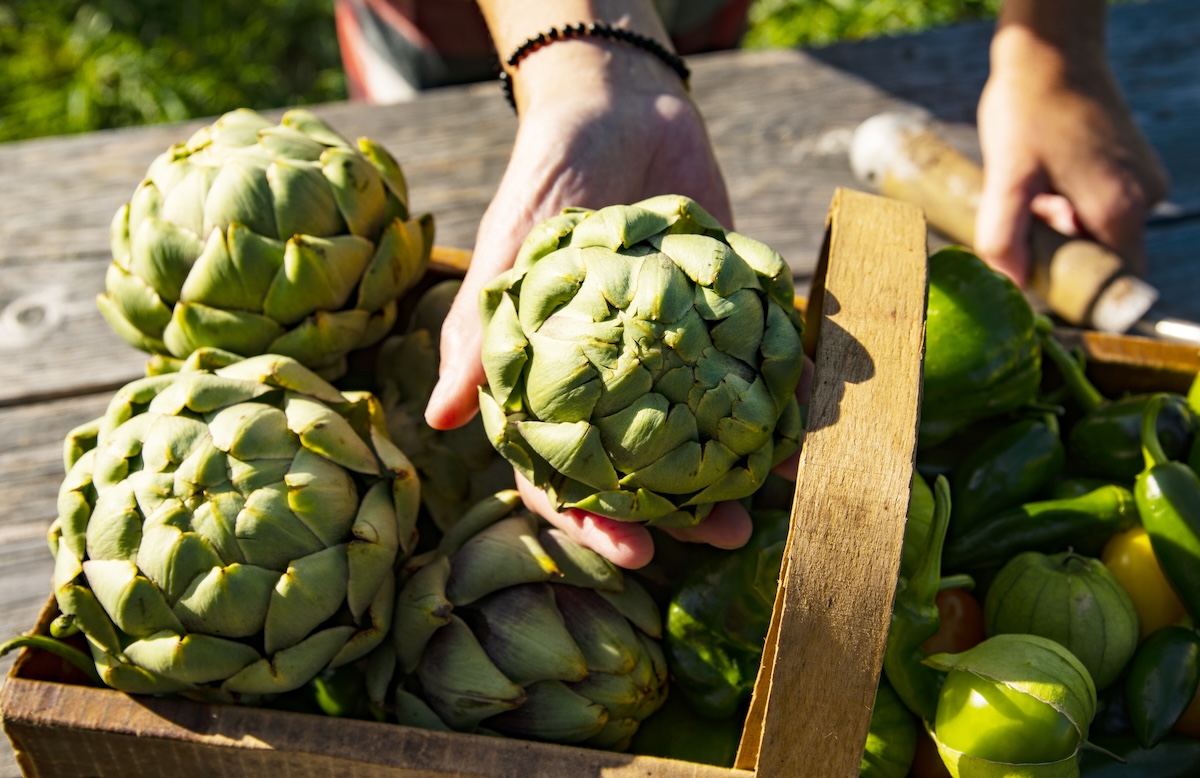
[0,0,1071,142]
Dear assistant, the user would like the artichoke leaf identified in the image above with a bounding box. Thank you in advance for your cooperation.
[163,301,284,359]
[222,624,355,695]
[567,205,671,250]
[262,234,374,325]
[537,527,624,593]
[173,562,279,638]
[345,481,402,619]
[516,420,619,492]
[123,631,261,685]
[263,544,350,654]
[206,402,299,461]
[268,158,345,239]
[472,583,589,686]
[202,157,278,239]
[266,309,369,370]
[416,615,527,730]
[179,224,286,312]
[83,559,185,638]
[445,515,559,606]
[284,393,380,474]
[485,679,608,744]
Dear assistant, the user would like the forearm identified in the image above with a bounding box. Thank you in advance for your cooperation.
[475,0,682,113]
[994,0,1109,79]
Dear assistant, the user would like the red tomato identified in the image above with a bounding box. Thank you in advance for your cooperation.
[921,588,985,655]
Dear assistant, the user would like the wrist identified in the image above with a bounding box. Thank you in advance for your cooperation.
[511,35,689,114]
[992,0,1108,82]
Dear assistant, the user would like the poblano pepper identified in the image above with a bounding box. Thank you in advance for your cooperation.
[666,473,942,719]
[884,475,952,722]
[861,681,918,778]
[1039,320,1196,481]
[1079,735,1200,778]
[942,484,1139,571]
[920,248,1041,448]
[1136,395,1200,619]
[949,412,1065,537]
[664,509,789,719]
[1124,625,1200,749]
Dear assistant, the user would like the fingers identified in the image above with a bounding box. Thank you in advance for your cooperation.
[663,500,753,550]
[974,158,1043,287]
[424,283,487,430]
[515,475,656,569]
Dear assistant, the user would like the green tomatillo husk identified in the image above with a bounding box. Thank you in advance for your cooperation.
[926,633,1098,778]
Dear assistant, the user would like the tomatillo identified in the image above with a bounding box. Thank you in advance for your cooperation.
[935,669,1078,764]
[925,634,1098,778]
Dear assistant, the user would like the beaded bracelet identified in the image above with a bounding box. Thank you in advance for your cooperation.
[498,22,691,111]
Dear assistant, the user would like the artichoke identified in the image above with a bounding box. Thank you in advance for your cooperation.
[478,195,805,527]
[48,354,420,699]
[98,108,434,379]
[376,280,515,533]
[379,491,668,750]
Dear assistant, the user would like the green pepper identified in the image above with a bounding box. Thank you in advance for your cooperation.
[949,413,1065,537]
[1052,476,1122,500]
[920,248,1041,448]
[664,509,789,719]
[1125,625,1200,748]
[861,681,917,778]
[901,471,935,579]
[1136,395,1200,620]
[628,692,742,767]
[1040,321,1195,481]
[942,485,1139,572]
[1188,372,1200,415]
[1079,735,1200,777]
[884,475,952,722]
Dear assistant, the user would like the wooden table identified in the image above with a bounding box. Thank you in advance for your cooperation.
[2,1,1198,774]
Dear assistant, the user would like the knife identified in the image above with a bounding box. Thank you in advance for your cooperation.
[849,112,1200,346]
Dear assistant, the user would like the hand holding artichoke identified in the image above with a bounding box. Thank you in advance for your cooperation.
[477,195,805,529]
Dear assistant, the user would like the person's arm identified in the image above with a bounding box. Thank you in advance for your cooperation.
[974,0,1169,285]
[424,0,739,568]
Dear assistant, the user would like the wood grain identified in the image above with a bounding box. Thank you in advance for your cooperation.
[737,189,928,776]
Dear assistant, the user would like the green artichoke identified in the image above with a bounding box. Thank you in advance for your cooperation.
[376,280,515,533]
[48,354,420,700]
[378,491,668,750]
[98,108,434,379]
[478,195,805,528]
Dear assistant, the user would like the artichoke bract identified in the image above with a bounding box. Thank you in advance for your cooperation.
[48,354,420,699]
[478,195,805,527]
[376,280,515,533]
[98,108,433,379]
[379,491,668,750]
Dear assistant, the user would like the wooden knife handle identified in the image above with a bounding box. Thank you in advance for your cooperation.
[850,113,1157,332]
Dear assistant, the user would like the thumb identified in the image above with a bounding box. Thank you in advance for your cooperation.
[424,290,487,430]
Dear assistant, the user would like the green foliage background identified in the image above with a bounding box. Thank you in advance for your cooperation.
[0,0,1006,143]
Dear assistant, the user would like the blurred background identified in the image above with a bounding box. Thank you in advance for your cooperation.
[0,0,1009,143]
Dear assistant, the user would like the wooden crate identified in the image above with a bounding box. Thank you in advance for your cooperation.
[0,188,930,778]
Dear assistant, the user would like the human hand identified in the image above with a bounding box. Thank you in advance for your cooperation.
[974,13,1168,286]
[424,36,738,567]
